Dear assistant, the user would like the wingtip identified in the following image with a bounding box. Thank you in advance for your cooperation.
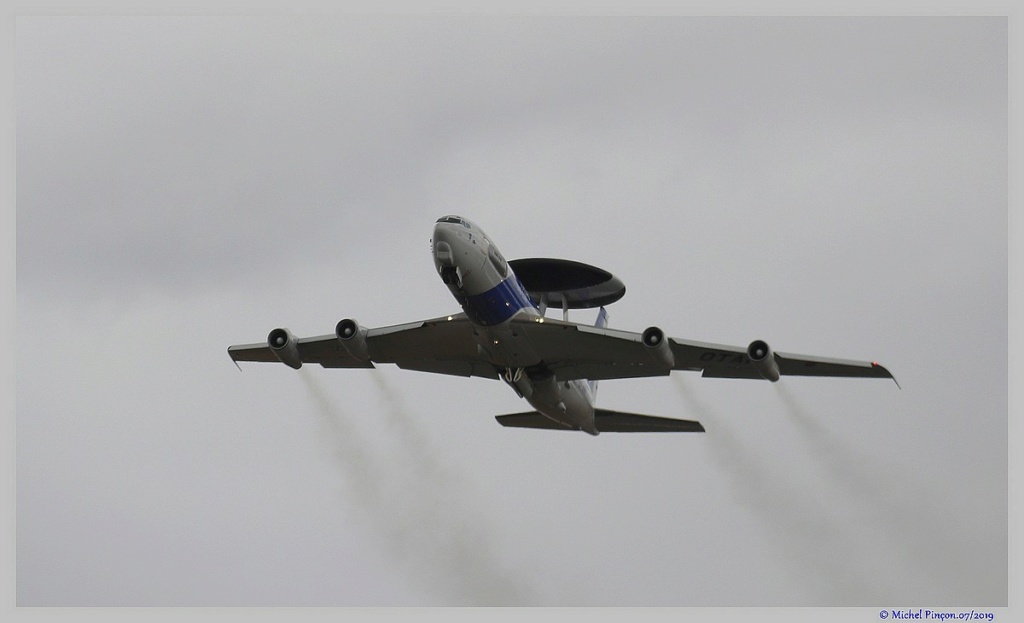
[227,348,243,372]
[872,361,900,389]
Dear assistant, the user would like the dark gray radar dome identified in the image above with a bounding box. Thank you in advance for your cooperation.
[509,257,626,309]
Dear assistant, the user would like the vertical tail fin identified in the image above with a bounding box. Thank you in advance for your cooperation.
[588,307,609,398]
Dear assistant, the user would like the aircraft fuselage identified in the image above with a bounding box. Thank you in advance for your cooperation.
[432,215,600,434]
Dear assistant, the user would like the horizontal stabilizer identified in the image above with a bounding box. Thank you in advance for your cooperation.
[495,409,704,433]
[495,412,574,430]
[594,409,705,432]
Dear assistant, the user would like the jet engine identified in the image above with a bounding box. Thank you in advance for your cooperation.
[747,339,780,382]
[335,318,370,361]
[267,327,302,369]
[642,326,676,369]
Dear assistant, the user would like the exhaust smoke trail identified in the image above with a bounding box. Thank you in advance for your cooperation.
[774,384,896,512]
[367,371,533,604]
[298,369,529,605]
[672,375,892,604]
[299,368,381,512]
[773,384,955,596]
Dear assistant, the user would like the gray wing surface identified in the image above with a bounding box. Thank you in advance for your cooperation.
[228,314,499,379]
[230,313,894,384]
[694,345,895,380]
[227,335,372,368]
[370,315,498,378]
[507,316,896,383]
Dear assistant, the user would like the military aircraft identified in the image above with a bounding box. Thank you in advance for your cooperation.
[228,215,896,435]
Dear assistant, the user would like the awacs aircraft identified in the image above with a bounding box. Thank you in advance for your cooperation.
[228,215,896,435]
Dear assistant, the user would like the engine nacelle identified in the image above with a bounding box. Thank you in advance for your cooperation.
[641,326,675,369]
[747,339,780,382]
[267,327,302,370]
[335,318,370,361]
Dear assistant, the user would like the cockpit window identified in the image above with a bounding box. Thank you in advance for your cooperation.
[437,215,473,228]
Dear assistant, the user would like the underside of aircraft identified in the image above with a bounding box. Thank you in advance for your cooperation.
[229,216,896,435]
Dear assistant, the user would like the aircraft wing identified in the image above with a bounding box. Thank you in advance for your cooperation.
[228,314,500,379]
[230,313,894,384]
[228,334,374,368]
[506,316,896,384]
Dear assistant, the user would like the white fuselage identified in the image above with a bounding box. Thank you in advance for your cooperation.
[431,215,599,435]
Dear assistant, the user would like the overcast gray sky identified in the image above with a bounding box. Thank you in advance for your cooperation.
[15,14,1008,611]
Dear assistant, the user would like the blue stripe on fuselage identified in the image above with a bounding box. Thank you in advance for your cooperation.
[461,274,537,326]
